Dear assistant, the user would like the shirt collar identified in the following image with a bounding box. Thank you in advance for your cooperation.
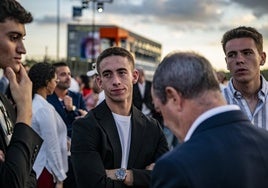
[227,75,268,101]
[184,105,240,142]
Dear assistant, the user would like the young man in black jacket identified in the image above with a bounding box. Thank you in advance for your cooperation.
[0,0,43,187]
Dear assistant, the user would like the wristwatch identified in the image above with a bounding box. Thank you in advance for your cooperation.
[115,168,127,181]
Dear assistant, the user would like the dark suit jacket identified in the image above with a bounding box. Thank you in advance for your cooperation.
[47,90,87,137]
[133,81,154,112]
[0,93,43,188]
[71,101,169,188]
[152,110,268,188]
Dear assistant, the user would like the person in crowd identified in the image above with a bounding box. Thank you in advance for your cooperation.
[221,26,267,130]
[28,63,68,188]
[151,51,268,187]
[83,69,102,110]
[47,62,87,188]
[132,66,154,116]
[83,74,102,111]
[69,75,80,93]
[71,47,168,188]
[216,70,228,90]
[47,62,88,138]
[0,75,9,94]
[78,74,93,97]
[133,66,178,149]
[0,0,43,187]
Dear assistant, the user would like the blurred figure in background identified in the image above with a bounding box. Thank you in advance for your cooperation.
[133,66,154,117]
[216,70,228,90]
[47,62,87,188]
[78,74,93,97]
[84,70,102,111]
[47,62,87,138]
[29,63,68,188]
[0,75,9,94]
[133,66,178,149]
[69,75,80,93]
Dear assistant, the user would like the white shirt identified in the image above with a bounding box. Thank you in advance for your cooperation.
[32,94,68,182]
[69,77,80,92]
[112,112,131,169]
[184,105,240,142]
[138,82,151,115]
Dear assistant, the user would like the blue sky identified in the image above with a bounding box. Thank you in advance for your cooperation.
[19,0,268,71]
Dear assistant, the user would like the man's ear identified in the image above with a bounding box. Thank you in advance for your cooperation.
[165,86,183,111]
[260,52,266,66]
[132,69,139,84]
[225,57,230,70]
[96,75,102,89]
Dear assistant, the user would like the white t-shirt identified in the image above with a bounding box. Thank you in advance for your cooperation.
[112,112,131,168]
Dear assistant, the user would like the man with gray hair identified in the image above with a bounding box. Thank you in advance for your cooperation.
[151,51,268,187]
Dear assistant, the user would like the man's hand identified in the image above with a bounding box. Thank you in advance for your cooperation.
[106,169,133,186]
[146,163,155,170]
[74,109,88,119]
[5,65,32,125]
[55,181,63,188]
[105,169,116,180]
[63,95,73,111]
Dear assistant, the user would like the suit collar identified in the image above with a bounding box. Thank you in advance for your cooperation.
[94,101,122,167]
[191,110,249,138]
[93,101,147,168]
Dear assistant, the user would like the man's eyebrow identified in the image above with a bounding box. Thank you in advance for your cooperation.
[101,69,112,75]
[116,68,127,72]
[8,31,25,37]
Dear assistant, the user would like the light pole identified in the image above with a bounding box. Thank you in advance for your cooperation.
[91,0,96,65]
[90,0,112,65]
[76,0,113,69]
[56,0,60,61]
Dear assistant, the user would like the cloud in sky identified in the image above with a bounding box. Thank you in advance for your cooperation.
[232,0,268,17]
[20,0,268,70]
[33,0,268,27]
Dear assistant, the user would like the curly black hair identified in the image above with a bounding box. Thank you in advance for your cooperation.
[28,63,56,97]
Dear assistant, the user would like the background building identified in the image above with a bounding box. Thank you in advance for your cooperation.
[67,24,162,80]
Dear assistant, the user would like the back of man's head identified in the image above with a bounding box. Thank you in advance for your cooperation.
[0,0,33,23]
[152,51,220,104]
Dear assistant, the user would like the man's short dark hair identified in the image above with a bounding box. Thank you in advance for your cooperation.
[96,47,135,74]
[52,62,68,68]
[221,26,263,54]
[0,0,33,23]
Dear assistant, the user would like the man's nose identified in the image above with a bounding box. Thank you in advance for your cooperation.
[17,41,26,54]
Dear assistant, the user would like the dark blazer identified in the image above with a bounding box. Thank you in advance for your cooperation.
[47,90,87,137]
[133,81,154,112]
[71,101,169,188]
[0,93,43,188]
[152,110,268,188]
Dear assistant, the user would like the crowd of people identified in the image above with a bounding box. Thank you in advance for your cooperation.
[0,0,268,188]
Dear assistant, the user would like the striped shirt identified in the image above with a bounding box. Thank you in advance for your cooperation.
[222,75,268,130]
